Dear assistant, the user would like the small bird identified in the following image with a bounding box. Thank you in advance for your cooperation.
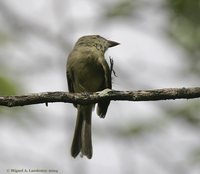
[66,35,119,159]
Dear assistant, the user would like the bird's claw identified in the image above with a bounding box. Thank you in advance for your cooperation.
[96,88,112,96]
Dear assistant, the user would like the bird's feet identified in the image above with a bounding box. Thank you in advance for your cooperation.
[96,88,112,96]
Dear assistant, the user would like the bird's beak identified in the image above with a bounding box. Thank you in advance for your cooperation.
[108,40,120,47]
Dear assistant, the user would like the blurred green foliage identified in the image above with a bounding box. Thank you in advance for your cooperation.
[165,0,200,129]
[0,32,9,45]
[168,101,200,126]
[169,0,200,24]
[119,119,164,137]
[167,0,200,73]
[0,75,20,115]
[0,76,18,95]
[190,147,200,165]
[105,0,136,18]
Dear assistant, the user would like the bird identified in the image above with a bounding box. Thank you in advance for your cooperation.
[66,35,119,159]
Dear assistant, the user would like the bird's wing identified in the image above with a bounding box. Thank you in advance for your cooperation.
[99,57,112,89]
[67,68,78,108]
[67,70,74,93]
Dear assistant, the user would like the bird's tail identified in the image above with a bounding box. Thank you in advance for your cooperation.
[97,100,110,118]
[71,105,92,159]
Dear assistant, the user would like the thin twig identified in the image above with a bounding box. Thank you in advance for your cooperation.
[0,87,200,107]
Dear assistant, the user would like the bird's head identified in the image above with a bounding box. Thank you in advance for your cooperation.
[75,35,119,52]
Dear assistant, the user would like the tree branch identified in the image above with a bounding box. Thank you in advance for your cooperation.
[0,87,200,107]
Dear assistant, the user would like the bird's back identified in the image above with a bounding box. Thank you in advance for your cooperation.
[67,46,106,92]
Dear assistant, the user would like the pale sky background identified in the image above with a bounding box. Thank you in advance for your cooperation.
[0,0,200,174]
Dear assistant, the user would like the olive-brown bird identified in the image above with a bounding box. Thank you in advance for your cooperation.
[66,35,119,159]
